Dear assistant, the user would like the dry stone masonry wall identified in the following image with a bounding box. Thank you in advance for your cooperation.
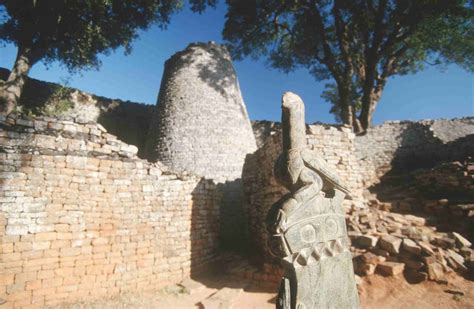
[242,124,365,263]
[243,118,474,271]
[252,118,474,188]
[0,68,154,158]
[0,114,220,308]
[355,118,474,187]
[145,42,257,182]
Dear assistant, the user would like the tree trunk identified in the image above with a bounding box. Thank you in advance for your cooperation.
[338,86,353,128]
[352,112,363,134]
[0,47,33,115]
[359,89,382,131]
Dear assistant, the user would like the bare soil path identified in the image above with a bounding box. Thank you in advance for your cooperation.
[62,273,473,309]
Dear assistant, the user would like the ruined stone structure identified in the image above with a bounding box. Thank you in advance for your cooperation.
[244,124,365,260]
[145,42,257,181]
[1,45,473,308]
[0,115,220,307]
[354,118,474,187]
[0,68,154,158]
[243,118,474,272]
[252,117,474,188]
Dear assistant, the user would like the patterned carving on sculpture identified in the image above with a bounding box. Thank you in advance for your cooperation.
[266,92,359,309]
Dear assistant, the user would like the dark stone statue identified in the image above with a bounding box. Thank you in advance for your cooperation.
[266,92,360,309]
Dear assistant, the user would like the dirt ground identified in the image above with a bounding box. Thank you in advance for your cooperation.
[61,272,474,309]
[359,273,474,309]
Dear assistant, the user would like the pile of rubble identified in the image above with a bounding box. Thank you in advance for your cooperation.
[348,205,473,282]
[414,157,474,198]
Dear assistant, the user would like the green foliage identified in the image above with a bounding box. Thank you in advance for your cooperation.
[0,0,217,72]
[223,0,474,128]
[321,83,361,123]
[40,78,74,116]
[18,77,74,116]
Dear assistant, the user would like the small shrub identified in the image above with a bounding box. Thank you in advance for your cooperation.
[40,77,74,116]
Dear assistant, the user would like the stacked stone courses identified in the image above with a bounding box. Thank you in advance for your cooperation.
[252,117,474,188]
[354,118,474,187]
[244,118,474,271]
[145,42,257,182]
[0,115,220,308]
[242,124,365,263]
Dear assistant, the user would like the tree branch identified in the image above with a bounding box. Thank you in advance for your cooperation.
[333,0,353,78]
[308,0,342,84]
[376,44,409,92]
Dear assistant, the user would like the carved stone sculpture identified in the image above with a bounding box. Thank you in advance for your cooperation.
[266,92,360,309]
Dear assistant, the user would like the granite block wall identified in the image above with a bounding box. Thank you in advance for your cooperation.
[242,124,364,263]
[0,115,220,308]
[145,42,257,182]
[0,68,154,158]
[355,118,474,187]
[244,118,474,266]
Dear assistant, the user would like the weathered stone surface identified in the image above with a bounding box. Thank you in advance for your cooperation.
[354,118,474,188]
[377,262,405,276]
[361,252,381,265]
[402,238,421,255]
[379,235,402,254]
[0,116,222,308]
[404,215,426,226]
[418,242,435,256]
[145,42,257,182]
[359,263,377,276]
[403,259,424,270]
[371,248,390,258]
[405,269,428,282]
[452,232,472,248]
[447,249,467,271]
[266,93,359,309]
[427,262,445,281]
[356,235,379,248]
[2,75,473,309]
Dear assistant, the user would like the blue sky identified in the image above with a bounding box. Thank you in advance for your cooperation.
[0,3,472,124]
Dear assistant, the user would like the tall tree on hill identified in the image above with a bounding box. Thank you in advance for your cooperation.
[0,0,216,115]
[223,0,474,132]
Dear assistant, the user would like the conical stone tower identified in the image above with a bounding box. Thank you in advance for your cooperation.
[145,42,257,181]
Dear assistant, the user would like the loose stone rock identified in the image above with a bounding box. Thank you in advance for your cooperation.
[427,262,445,281]
[402,238,421,255]
[418,242,435,256]
[356,235,378,248]
[452,232,472,248]
[377,262,405,276]
[379,235,402,254]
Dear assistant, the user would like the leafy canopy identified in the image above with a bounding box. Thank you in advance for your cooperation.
[223,0,474,127]
[0,0,216,71]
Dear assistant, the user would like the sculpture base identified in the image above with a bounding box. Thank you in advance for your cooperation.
[277,251,359,309]
[271,191,360,309]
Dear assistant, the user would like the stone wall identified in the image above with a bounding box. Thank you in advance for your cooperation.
[355,118,474,187]
[242,118,474,267]
[252,118,474,188]
[0,68,154,158]
[145,42,257,182]
[0,115,220,308]
[414,157,474,199]
[251,120,281,148]
[242,124,364,263]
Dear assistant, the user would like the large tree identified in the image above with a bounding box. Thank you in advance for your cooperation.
[0,0,216,115]
[223,0,474,132]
